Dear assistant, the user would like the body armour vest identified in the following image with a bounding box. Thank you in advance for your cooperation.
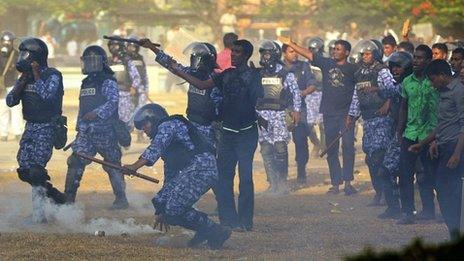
[79,74,118,121]
[354,62,387,120]
[159,115,215,174]
[186,70,215,125]
[109,59,131,92]
[22,67,63,123]
[256,69,289,111]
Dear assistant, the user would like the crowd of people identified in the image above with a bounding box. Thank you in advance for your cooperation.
[1,24,463,250]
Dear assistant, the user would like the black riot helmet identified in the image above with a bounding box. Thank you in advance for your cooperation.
[107,36,126,59]
[81,45,112,75]
[1,31,15,56]
[126,37,140,57]
[386,51,413,82]
[16,37,48,73]
[350,39,382,64]
[134,103,169,137]
[259,40,282,73]
[183,42,217,71]
[307,36,324,54]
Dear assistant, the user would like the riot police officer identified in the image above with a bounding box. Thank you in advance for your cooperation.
[148,41,219,146]
[126,37,150,142]
[6,37,66,223]
[375,51,413,219]
[348,40,396,206]
[256,40,301,194]
[64,45,129,209]
[124,103,231,249]
[0,31,22,141]
[107,36,141,133]
[281,43,317,185]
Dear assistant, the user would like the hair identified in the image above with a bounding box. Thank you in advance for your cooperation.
[233,39,254,60]
[334,40,351,52]
[425,59,452,77]
[431,43,448,54]
[452,47,464,57]
[415,44,433,60]
[398,41,415,54]
[223,33,238,49]
[282,44,290,53]
[382,35,397,47]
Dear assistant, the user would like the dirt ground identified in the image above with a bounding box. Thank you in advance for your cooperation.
[0,90,448,260]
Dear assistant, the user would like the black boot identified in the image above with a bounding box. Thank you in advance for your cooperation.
[207,224,232,250]
[187,227,210,247]
[45,183,67,205]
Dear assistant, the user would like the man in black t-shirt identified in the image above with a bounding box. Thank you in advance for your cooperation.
[141,38,264,231]
[280,37,358,195]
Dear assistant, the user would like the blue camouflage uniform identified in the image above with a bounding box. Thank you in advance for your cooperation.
[155,50,221,146]
[349,64,400,206]
[140,117,218,231]
[64,75,127,204]
[257,64,301,191]
[7,67,61,169]
[7,66,66,205]
[119,59,141,129]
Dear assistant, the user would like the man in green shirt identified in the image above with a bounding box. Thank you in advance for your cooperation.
[396,45,438,224]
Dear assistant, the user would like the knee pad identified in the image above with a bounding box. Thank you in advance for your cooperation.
[67,153,84,168]
[17,168,31,184]
[274,141,288,161]
[29,165,50,186]
[260,142,273,156]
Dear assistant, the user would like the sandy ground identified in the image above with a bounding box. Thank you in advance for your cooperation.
[0,89,448,260]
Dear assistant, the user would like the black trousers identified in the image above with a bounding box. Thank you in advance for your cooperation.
[216,126,258,228]
[399,137,436,215]
[323,114,355,186]
[434,141,464,238]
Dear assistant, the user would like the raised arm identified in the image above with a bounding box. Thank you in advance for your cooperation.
[279,36,314,61]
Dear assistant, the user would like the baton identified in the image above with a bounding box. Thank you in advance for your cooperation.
[319,115,360,158]
[75,152,159,184]
[103,35,161,47]
[63,140,74,151]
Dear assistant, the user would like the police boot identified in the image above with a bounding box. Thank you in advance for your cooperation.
[45,182,67,205]
[65,154,85,203]
[275,141,289,195]
[31,186,47,224]
[260,142,278,194]
[187,225,210,248]
[105,166,129,209]
[206,223,232,250]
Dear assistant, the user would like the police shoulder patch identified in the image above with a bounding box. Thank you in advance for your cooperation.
[24,84,36,93]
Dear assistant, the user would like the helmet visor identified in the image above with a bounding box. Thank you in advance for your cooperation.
[81,55,104,74]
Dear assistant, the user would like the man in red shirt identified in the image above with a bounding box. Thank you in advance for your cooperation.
[216,33,238,72]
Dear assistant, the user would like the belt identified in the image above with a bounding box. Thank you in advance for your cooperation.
[222,122,257,133]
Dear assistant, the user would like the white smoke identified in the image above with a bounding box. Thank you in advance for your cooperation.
[0,185,159,236]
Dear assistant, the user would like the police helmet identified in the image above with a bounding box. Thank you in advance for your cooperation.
[16,37,48,72]
[183,42,218,71]
[350,39,382,64]
[126,37,140,56]
[307,37,324,54]
[259,40,282,72]
[81,45,110,75]
[1,31,15,55]
[107,36,126,58]
[134,103,169,136]
[386,51,413,69]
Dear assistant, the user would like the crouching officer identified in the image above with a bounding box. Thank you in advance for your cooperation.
[64,46,129,209]
[6,37,66,223]
[124,103,231,249]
